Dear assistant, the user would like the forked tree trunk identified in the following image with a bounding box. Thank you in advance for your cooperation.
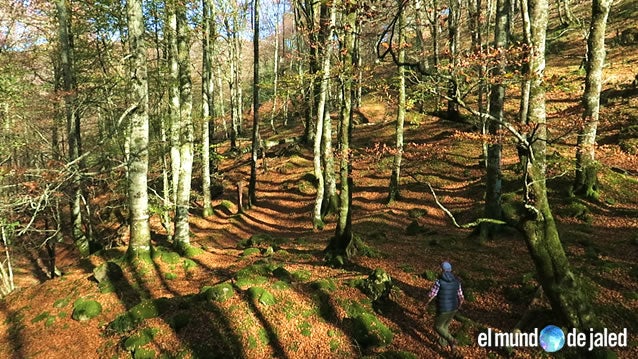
[327,1,356,257]
[125,0,152,260]
[574,0,612,199]
[521,0,600,334]
[312,0,334,230]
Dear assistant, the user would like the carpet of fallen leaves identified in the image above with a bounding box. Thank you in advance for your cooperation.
[1,103,637,358]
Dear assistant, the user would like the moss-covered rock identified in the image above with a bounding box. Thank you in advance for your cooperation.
[352,312,394,348]
[242,247,261,257]
[108,299,164,333]
[291,269,311,282]
[272,266,292,282]
[133,348,156,359]
[93,261,124,283]
[200,282,235,302]
[182,259,198,271]
[272,280,290,290]
[123,328,158,351]
[311,278,337,292]
[247,286,277,306]
[360,268,393,301]
[71,298,103,322]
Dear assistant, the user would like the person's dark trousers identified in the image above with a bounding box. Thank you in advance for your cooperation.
[435,310,457,346]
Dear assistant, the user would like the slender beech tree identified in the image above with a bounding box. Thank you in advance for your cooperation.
[125,0,152,260]
[446,0,461,121]
[248,0,260,207]
[519,0,532,124]
[573,0,612,199]
[55,0,90,256]
[327,0,357,258]
[173,0,195,250]
[388,0,406,203]
[270,0,281,133]
[202,0,215,217]
[312,0,336,229]
[520,0,599,332]
[481,0,509,240]
[167,0,181,213]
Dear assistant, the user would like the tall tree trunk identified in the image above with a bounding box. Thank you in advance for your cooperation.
[519,0,532,124]
[312,0,335,229]
[55,0,89,257]
[249,0,260,207]
[481,0,509,240]
[202,0,215,217]
[388,0,406,203]
[125,0,152,261]
[521,0,600,334]
[174,2,194,250]
[574,0,611,199]
[270,0,280,134]
[322,99,338,217]
[167,0,181,210]
[327,1,356,258]
[414,0,431,73]
[447,0,461,121]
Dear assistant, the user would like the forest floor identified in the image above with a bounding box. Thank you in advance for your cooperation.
[1,86,637,358]
[2,3,638,359]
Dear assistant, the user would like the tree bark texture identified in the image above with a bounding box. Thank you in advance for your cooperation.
[174,2,194,249]
[482,0,509,239]
[574,0,611,199]
[388,0,406,203]
[202,0,215,217]
[55,0,89,256]
[522,0,599,332]
[125,0,152,260]
[249,0,260,207]
[312,0,335,229]
[329,1,356,256]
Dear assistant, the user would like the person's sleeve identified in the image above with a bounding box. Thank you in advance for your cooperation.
[428,280,440,298]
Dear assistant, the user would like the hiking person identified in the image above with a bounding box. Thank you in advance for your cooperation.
[438,5,450,31]
[425,261,464,353]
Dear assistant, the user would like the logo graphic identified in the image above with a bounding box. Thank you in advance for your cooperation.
[539,325,566,353]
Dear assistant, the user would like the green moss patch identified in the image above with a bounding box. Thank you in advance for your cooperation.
[182,259,198,271]
[242,247,261,257]
[53,297,70,308]
[247,286,277,306]
[351,312,394,348]
[200,282,235,302]
[123,328,159,351]
[360,268,393,301]
[71,298,103,322]
[133,348,156,359]
[311,278,337,292]
[291,269,311,282]
[108,299,165,334]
